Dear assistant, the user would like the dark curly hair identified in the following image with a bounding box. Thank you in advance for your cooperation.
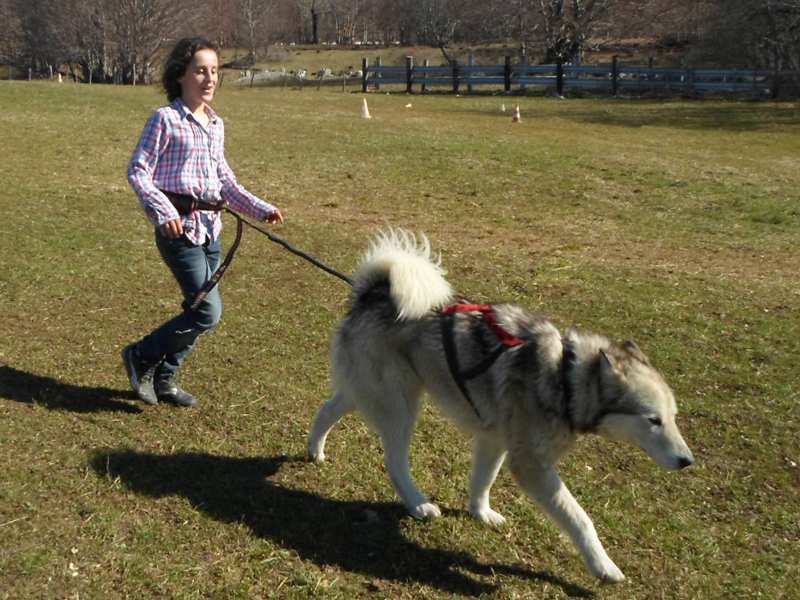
[162,37,219,102]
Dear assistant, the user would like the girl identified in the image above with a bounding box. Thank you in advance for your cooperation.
[124,37,283,407]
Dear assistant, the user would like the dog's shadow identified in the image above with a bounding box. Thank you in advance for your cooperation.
[0,365,141,413]
[91,450,593,598]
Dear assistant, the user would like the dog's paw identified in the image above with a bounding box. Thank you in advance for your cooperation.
[307,448,326,463]
[591,560,625,584]
[410,502,442,520]
[470,506,506,526]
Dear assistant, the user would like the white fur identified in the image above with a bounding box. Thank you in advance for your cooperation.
[309,231,693,584]
[353,229,453,320]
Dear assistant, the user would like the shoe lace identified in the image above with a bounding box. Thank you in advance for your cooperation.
[140,364,157,385]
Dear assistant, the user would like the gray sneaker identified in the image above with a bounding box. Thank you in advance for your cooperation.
[155,375,197,407]
[122,344,158,405]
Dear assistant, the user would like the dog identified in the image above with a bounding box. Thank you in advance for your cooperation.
[308,230,694,583]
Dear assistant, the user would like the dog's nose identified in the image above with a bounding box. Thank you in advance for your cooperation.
[677,456,694,469]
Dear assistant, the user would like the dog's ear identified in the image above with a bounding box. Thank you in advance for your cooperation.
[622,340,650,365]
[599,349,623,378]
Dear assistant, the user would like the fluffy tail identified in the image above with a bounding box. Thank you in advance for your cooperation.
[352,229,453,320]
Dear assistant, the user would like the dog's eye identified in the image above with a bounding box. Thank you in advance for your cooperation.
[648,417,663,427]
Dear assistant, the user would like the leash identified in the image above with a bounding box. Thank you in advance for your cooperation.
[160,191,353,312]
[225,208,353,287]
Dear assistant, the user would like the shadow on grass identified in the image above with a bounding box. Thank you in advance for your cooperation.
[555,101,800,132]
[0,365,141,413]
[472,100,800,131]
[90,449,593,598]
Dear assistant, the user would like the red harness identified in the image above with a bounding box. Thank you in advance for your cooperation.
[440,303,526,347]
[439,303,526,422]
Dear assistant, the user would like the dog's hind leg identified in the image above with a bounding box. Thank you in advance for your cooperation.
[308,391,355,463]
[364,386,441,520]
[469,436,507,526]
[509,458,625,583]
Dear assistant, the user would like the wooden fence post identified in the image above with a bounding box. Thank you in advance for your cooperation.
[556,62,564,96]
[422,59,429,93]
[375,56,381,91]
[467,54,474,94]
[611,55,619,96]
[504,56,511,92]
[362,58,368,92]
[452,59,460,94]
[772,68,780,100]
[406,55,414,93]
[684,67,693,98]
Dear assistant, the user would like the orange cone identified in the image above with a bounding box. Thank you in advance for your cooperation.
[361,97,372,119]
[512,104,521,123]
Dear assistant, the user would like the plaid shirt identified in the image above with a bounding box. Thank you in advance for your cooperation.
[128,99,277,245]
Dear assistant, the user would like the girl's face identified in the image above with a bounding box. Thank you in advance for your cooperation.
[179,48,218,109]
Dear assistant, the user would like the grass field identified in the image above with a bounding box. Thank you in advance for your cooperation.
[1,81,798,599]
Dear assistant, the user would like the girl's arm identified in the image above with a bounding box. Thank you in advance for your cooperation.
[127,110,181,227]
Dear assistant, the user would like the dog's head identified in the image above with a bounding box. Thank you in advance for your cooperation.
[589,340,694,471]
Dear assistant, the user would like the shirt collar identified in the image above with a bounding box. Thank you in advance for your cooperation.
[171,98,219,125]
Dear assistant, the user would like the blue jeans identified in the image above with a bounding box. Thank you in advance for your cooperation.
[137,231,222,378]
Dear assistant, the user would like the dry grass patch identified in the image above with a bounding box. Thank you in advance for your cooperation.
[1,82,798,599]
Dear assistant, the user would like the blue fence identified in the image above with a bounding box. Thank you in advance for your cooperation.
[362,57,784,98]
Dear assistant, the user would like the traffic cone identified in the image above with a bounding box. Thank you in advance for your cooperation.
[361,97,372,119]
[500,103,506,112]
[512,104,521,123]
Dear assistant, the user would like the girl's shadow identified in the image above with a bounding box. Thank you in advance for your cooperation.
[0,365,140,413]
[91,449,593,597]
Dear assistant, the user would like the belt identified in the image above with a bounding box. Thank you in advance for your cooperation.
[159,190,242,310]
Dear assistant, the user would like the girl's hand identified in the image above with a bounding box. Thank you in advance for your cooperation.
[265,209,284,224]
[159,219,184,239]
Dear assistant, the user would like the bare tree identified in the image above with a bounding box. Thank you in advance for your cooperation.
[0,0,23,70]
[532,0,616,63]
[294,0,322,44]
[236,0,275,61]
[206,0,238,49]
[106,0,198,84]
[691,0,800,75]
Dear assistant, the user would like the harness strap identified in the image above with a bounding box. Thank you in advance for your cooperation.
[440,312,483,420]
[440,303,526,422]
[560,341,577,432]
[441,303,526,346]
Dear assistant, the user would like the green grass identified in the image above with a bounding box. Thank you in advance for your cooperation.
[1,81,799,599]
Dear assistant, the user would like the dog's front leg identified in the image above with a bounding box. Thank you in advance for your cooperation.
[469,436,507,526]
[509,458,625,583]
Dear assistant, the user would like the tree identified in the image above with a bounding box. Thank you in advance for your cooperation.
[106,0,197,84]
[533,0,616,63]
[236,0,275,61]
[689,0,800,73]
[0,0,23,70]
[294,0,322,44]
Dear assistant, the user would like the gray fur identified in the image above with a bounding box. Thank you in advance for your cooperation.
[308,231,694,583]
